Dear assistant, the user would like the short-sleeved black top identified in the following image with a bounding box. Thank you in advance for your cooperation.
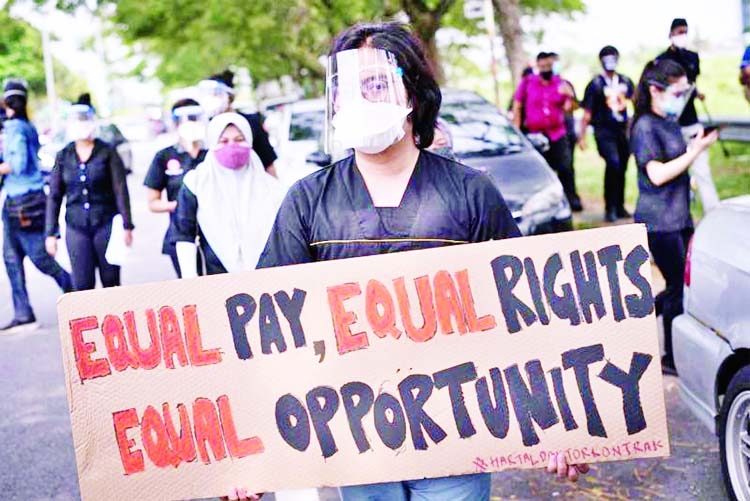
[45,139,133,236]
[656,47,700,127]
[144,144,207,252]
[581,73,635,133]
[631,113,692,233]
[239,111,277,168]
[256,150,520,268]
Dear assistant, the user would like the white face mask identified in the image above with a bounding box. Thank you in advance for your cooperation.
[670,34,688,49]
[177,121,205,143]
[331,101,411,155]
[67,121,96,141]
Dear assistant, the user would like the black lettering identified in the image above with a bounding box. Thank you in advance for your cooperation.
[475,368,510,439]
[491,255,537,334]
[562,344,607,438]
[597,245,626,321]
[398,374,447,450]
[543,253,581,326]
[259,293,287,355]
[275,394,310,451]
[433,362,478,438]
[623,245,655,318]
[306,386,340,459]
[599,352,653,435]
[225,293,257,360]
[341,382,374,453]
[504,360,559,446]
[570,250,606,323]
[550,367,578,431]
[373,392,407,450]
[274,288,308,348]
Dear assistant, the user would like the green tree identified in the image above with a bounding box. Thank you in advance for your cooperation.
[0,10,46,94]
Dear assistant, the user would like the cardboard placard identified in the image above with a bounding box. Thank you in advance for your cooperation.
[57,225,669,501]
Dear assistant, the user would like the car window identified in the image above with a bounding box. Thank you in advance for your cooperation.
[289,110,325,142]
[441,102,525,157]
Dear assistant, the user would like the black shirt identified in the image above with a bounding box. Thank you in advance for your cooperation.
[239,111,277,168]
[143,144,207,253]
[631,113,692,232]
[256,151,520,267]
[582,73,635,133]
[46,139,133,236]
[656,47,700,126]
[172,185,227,275]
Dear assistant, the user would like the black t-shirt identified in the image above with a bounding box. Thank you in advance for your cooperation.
[238,111,277,168]
[631,113,692,232]
[656,47,700,126]
[256,150,520,267]
[143,145,207,252]
[582,73,635,133]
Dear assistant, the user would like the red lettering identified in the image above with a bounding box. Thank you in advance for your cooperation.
[610,445,621,457]
[193,397,227,463]
[433,270,468,335]
[217,395,265,458]
[327,282,368,355]
[183,305,222,366]
[159,307,188,369]
[113,409,145,475]
[654,439,664,450]
[456,270,496,332]
[365,280,402,340]
[622,442,632,455]
[141,405,179,468]
[634,441,643,453]
[489,456,500,468]
[124,310,161,370]
[163,403,197,464]
[393,276,437,343]
[101,315,139,372]
[70,316,110,381]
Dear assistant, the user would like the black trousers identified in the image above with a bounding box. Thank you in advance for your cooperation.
[647,228,693,363]
[543,135,579,205]
[65,222,120,290]
[595,129,630,210]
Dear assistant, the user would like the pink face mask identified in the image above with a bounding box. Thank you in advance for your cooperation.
[214,143,251,169]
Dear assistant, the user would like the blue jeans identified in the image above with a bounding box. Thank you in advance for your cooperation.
[339,473,491,501]
[2,209,72,320]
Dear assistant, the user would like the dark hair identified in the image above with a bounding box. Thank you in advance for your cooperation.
[632,58,686,128]
[599,45,619,59]
[536,51,550,61]
[670,18,688,32]
[4,95,28,121]
[209,69,235,89]
[171,98,201,113]
[76,93,92,106]
[330,22,441,149]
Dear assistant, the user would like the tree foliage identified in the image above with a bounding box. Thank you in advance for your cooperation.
[0,10,46,94]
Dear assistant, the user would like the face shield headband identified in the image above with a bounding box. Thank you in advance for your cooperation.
[325,47,412,155]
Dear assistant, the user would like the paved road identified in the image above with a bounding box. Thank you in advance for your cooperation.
[0,138,730,500]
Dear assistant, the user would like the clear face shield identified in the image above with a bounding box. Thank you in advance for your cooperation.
[173,105,207,144]
[325,47,412,155]
[197,79,232,118]
[66,104,97,141]
[657,81,695,119]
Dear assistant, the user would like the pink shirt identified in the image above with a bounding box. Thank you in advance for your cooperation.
[514,74,569,141]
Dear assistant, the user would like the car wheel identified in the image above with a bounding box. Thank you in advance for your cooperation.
[720,365,750,500]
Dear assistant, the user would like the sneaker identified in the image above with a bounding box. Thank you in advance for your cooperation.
[0,317,39,335]
[570,198,584,212]
[616,206,632,219]
[604,208,618,223]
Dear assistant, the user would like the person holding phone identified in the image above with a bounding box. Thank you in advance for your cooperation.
[630,58,718,375]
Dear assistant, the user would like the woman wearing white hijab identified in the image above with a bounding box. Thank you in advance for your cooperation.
[173,112,285,277]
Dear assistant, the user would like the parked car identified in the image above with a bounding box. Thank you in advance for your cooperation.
[38,122,133,175]
[672,195,750,500]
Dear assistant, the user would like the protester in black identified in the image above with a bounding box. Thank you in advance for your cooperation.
[656,18,719,212]
[144,99,207,277]
[255,22,588,501]
[630,59,717,375]
[197,70,278,177]
[580,45,635,222]
[45,104,134,290]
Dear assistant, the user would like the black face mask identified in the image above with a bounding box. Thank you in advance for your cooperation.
[540,70,553,81]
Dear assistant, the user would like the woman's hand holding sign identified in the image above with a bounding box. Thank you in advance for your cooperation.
[223,487,263,500]
[547,452,590,482]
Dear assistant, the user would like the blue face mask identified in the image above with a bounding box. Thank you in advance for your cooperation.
[552,61,562,75]
[660,93,687,120]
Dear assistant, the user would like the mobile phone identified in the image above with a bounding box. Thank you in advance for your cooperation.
[703,125,721,135]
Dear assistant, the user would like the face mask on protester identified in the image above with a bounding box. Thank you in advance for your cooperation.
[67,121,96,141]
[214,143,251,169]
[552,61,562,75]
[178,121,206,143]
[670,34,689,49]
[326,47,412,155]
[601,55,618,72]
[657,84,693,120]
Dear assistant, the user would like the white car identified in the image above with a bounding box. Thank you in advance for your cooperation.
[672,195,750,500]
